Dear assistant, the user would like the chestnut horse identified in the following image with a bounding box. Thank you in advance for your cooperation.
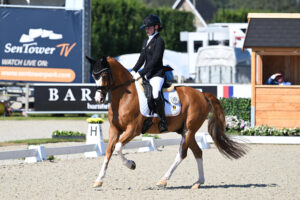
[86,56,247,189]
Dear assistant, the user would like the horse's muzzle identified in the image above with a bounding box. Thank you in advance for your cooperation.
[100,97,105,104]
[94,90,107,104]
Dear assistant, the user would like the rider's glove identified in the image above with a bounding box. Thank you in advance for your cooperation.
[133,72,141,80]
[130,70,136,77]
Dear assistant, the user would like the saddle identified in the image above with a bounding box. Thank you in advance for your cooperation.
[141,78,174,115]
[135,78,181,118]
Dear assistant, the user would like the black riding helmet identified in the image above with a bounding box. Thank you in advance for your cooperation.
[140,14,163,30]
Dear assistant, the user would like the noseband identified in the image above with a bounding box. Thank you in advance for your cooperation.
[94,68,112,91]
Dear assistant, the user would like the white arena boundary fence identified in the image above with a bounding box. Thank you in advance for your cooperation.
[1,123,300,163]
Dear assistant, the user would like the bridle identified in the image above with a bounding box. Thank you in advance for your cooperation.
[93,67,112,91]
[93,67,135,93]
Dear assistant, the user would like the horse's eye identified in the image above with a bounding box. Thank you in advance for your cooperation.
[102,75,109,80]
[93,73,100,80]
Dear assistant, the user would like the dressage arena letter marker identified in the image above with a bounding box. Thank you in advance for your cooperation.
[90,125,97,136]
[138,137,157,152]
[25,145,47,163]
[85,123,105,157]
[196,132,211,149]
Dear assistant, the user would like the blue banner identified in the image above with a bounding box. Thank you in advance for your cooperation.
[0,7,83,83]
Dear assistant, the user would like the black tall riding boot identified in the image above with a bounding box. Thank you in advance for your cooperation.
[154,97,168,133]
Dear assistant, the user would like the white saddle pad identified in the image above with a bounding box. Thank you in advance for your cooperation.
[135,80,181,117]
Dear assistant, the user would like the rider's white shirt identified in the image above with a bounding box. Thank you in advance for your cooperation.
[146,32,158,46]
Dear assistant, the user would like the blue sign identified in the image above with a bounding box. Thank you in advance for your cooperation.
[0,7,83,83]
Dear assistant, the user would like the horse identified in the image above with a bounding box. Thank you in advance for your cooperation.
[86,56,247,189]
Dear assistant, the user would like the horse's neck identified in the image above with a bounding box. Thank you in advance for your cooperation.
[108,58,137,108]
[108,57,132,88]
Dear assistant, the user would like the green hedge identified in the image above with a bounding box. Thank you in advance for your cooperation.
[220,98,251,121]
[52,130,86,137]
[91,0,195,57]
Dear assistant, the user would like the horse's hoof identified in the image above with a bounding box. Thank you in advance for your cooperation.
[93,181,103,188]
[130,161,136,170]
[156,179,167,187]
[191,183,201,189]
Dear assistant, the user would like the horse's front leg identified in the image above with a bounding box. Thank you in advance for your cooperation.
[93,125,120,188]
[115,125,140,170]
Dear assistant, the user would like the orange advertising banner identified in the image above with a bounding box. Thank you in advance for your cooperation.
[0,66,75,82]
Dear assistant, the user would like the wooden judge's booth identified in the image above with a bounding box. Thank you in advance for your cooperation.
[243,13,300,128]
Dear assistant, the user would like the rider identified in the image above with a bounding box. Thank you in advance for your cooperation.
[130,14,168,133]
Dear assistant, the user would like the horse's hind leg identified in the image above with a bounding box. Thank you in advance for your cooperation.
[188,135,205,189]
[157,132,189,187]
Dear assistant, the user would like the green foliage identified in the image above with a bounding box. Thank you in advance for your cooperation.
[241,125,300,136]
[47,155,55,161]
[142,133,160,139]
[157,9,195,51]
[52,130,86,137]
[211,0,300,22]
[1,114,91,120]
[212,8,250,23]
[224,114,300,136]
[211,0,300,12]
[136,0,174,8]
[0,138,85,146]
[91,0,195,57]
[136,0,300,12]
[220,98,251,121]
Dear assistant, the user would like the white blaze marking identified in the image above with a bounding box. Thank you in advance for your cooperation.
[94,77,103,103]
[95,77,102,87]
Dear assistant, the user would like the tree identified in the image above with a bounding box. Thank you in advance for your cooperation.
[212,8,250,23]
[91,0,195,57]
[211,0,300,12]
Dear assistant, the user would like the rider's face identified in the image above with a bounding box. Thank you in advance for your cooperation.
[276,76,284,83]
[145,26,155,36]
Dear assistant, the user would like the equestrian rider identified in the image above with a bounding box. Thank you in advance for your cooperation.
[130,14,168,133]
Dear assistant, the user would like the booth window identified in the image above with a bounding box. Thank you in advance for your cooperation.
[262,55,300,85]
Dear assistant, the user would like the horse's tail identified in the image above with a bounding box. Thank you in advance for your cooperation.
[203,92,247,159]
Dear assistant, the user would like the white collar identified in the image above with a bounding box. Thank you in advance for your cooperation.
[147,32,158,45]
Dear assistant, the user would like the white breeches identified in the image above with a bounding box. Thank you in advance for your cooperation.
[149,76,164,99]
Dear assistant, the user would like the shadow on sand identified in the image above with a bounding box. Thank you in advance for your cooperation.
[146,183,277,190]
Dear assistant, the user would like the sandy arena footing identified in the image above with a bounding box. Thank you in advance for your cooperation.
[0,144,299,200]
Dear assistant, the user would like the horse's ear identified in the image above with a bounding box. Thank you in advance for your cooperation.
[101,56,107,63]
[85,56,96,65]
[101,56,109,67]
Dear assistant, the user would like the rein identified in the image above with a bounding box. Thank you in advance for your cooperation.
[95,79,135,91]
[110,79,136,91]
